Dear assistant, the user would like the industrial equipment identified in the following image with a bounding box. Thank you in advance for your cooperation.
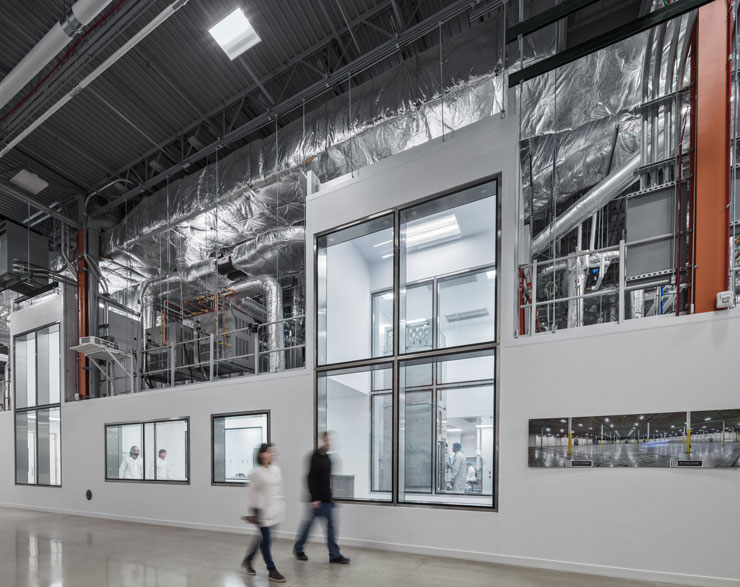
[0,219,49,295]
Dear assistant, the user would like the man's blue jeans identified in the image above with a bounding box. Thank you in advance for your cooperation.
[294,502,341,559]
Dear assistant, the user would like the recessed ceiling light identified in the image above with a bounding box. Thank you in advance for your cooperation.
[209,8,261,61]
[10,169,48,195]
[405,214,460,247]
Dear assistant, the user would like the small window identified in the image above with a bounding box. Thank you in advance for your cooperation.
[105,418,189,483]
[212,411,269,485]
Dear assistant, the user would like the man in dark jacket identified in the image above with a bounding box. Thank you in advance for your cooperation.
[293,431,350,564]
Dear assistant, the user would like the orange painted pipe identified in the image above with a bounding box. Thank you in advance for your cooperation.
[693,1,731,313]
[77,229,89,398]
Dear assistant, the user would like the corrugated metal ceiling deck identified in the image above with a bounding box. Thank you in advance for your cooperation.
[0,0,483,225]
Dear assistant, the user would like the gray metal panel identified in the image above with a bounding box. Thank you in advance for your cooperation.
[625,187,675,279]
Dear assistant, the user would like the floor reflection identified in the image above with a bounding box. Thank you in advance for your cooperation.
[529,441,740,467]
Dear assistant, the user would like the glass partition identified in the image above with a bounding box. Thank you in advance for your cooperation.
[105,419,189,483]
[317,214,394,365]
[315,179,498,509]
[212,411,269,484]
[400,181,497,353]
[399,350,495,507]
[14,324,62,487]
[317,364,393,502]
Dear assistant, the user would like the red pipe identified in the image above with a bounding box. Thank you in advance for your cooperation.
[77,229,89,398]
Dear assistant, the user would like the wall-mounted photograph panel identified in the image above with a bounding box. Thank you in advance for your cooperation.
[528,410,739,468]
[689,409,740,467]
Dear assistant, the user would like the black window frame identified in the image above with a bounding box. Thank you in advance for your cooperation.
[211,410,271,486]
[314,176,501,511]
[14,322,62,487]
[104,417,191,484]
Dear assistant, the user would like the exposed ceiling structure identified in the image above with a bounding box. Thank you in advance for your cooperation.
[0,0,500,229]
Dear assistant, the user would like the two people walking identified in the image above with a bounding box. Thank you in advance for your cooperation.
[242,432,349,583]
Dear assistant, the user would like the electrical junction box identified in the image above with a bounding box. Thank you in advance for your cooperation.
[716,291,733,309]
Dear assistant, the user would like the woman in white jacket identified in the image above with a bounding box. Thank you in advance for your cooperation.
[242,443,286,583]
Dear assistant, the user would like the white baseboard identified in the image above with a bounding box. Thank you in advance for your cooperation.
[1,502,736,587]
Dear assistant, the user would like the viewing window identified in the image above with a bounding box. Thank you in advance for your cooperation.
[212,411,269,485]
[400,182,497,352]
[15,324,61,486]
[317,214,394,365]
[317,364,393,502]
[105,418,189,482]
[315,179,498,509]
[399,350,495,507]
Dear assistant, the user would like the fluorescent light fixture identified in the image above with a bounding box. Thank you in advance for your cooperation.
[404,318,427,325]
[446,427,463,433]
[381,293,393,301]
[405,214,460,247]
[209,8,261,60]
[476,424,493,429]
[604,418,610,422]
[578,423,583,427]
[639,415,644,420]
[381,253,393,259]
[374,239,392,248]
[486,269,496,280]
[10,169,48,194]
[559,419,566,423]
[705,417,711,421]
[545,428,550,432]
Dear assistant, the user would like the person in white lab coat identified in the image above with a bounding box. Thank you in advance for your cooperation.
[156,449,172,480]
[449,443,467,493]
[118,446,142,479]
[241,443,286,583]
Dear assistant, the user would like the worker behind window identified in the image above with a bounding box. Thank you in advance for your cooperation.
[448,442,467,493]
[119,446,143,480]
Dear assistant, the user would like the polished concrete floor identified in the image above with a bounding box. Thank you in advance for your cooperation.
[528,441,740,467]
[0,506,688,587]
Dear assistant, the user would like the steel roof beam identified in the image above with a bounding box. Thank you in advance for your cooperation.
[87,0,396,195]
[94,0,477,217]
[0,181,81,228]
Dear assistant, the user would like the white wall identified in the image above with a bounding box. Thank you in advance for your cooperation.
[0,107,739,586]
[324,240,371,364]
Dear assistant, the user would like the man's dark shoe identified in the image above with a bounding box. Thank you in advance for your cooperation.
[330,555,351,564]
[241,558,256,575]
[294,550,308,561]
[268,570,287,582]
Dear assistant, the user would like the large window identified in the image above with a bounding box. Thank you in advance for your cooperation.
[15,324,61,486]
[105,418,189,482]
[212,411,270,484]
[317,214,394,366]
[315,179,498,509]
[399,350,494,506]
[317,364,393,502]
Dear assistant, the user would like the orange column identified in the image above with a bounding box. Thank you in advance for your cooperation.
[77,229,89,398]
[693,1,731,313]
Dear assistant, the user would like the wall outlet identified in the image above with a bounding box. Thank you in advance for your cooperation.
[716,291,733,309]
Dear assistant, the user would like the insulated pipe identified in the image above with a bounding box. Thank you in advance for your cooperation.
[0,0,112,111]
[0,0,189,159]
[228,276,284,373]
[531,154,641,256]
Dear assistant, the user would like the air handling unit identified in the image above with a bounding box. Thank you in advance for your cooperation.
[0,219,49,295]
